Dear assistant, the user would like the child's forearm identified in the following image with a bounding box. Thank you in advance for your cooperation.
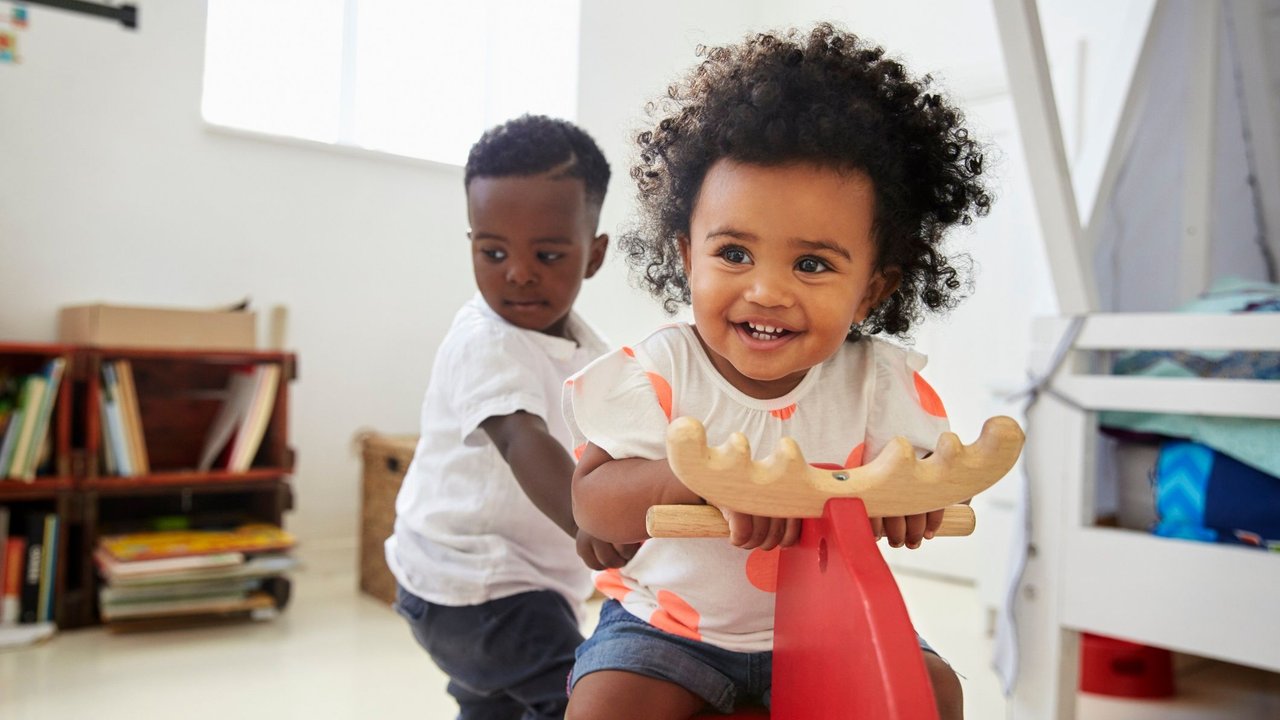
[481,412,578,537]
[572,444,702,544]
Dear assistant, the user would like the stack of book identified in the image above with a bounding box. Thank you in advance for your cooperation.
[0,505,60,627]
[0,358,66,481]
[95,522,297,630]
[98,359,149,476]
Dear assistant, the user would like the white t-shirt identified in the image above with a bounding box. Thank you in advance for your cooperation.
[386,294,609,615]
[563,323,949,652]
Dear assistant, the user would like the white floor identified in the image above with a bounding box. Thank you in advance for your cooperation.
[1,543,1274,719]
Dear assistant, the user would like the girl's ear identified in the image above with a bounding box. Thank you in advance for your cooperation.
[584,233,609,279]
[858,266,902,322]
[678,235,692,276]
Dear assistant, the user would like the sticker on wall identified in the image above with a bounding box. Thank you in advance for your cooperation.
[12,5,27,29]
[0,30,17,63]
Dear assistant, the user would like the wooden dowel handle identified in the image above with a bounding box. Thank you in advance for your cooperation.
[645,503,976,539]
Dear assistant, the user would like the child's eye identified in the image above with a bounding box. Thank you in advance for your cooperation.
[718,246,752,265]
[538,251,565,263]
[481,248,507,261]
[796,256,831,274]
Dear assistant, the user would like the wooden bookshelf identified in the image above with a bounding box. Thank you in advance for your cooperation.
[0,343,297,629]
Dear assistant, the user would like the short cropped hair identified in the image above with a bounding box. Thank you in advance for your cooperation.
[464,114,611,215]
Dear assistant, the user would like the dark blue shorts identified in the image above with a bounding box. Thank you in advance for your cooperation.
[570,599,939,714]
[395,586,583,720]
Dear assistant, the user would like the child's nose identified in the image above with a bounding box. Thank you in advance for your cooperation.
[506,261,538,286]
[743,269,795,307]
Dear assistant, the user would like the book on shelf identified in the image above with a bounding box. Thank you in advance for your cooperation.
[5,376,46,480]
[0,359,65,481]
[17,358,65,481]
[2,536,24,624]
[100,591,276,622]
[112,360,149,475]
[101,553,297,587]
[94,549,245,580]
[19,512,47,623]
[197,364,280,473]
[100,363,134,476]
[98,523,295,563]
[36,514,58,622]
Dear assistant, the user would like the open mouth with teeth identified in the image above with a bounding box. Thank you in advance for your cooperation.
[741,321,793,341]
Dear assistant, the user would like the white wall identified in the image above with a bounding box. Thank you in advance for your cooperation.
[0,1,1057,563]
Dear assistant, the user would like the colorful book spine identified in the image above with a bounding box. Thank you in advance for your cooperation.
[37,514,58,623]
[2,536,25,624]
[6,377,46,480]
[18,358,65,480]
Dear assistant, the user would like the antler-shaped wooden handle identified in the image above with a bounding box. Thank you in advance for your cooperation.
[660,415,1024,520]
[647,503,977,538]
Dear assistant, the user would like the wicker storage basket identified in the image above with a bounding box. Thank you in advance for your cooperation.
[359,433,418,605]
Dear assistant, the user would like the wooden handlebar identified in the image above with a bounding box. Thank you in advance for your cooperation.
[645,503,976,539]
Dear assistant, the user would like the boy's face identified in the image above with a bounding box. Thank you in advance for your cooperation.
[681,160,899,399]
[467,174,607,338]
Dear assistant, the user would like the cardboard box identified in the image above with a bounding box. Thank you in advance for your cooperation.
[359,433,417,606]
[59,304,257,351]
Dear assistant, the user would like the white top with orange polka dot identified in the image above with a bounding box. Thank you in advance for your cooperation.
[386,294,609,617]
[563,323,949,653]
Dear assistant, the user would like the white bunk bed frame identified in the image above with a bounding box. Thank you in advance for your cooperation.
[991,1,1280,717]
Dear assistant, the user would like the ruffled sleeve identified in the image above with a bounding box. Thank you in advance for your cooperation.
[563,346,672,462]
[864,341,951,464]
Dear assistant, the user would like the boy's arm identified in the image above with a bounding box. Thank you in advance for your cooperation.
[572,442,702,544]
[481,411,578,538]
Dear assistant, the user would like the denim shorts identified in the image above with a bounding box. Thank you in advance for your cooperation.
[570,600,939,715]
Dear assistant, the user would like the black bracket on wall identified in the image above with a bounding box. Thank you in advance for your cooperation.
[23,0,138,30]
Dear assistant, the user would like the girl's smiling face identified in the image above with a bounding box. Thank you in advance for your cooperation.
[681,160,899,399]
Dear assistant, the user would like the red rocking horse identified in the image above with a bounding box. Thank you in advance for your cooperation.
[646,415,1024,719]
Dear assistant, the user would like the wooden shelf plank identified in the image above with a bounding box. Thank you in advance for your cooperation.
[84,468,290,492]
[1061,527,1280,673]
[0,478,74,500]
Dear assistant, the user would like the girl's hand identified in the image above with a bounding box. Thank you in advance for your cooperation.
[722,508,803,550]
[576,529,640,570]
[871,509,946,549]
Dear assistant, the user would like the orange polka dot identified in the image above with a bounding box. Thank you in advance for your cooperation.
[646,372,673,422]
[913,373,947,417]
[844,443,865,468]
[593,569,631,602]
[770,403,797,421]
[622,346,635,357]
[573,444,586,461]
[745,548,780,593]
[649,590,701,641]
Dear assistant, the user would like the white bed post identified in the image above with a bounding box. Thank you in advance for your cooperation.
[992,0,1100,717]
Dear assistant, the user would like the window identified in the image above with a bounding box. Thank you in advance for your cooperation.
[202,0,582,166]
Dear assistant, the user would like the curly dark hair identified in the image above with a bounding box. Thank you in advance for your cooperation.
[621,23,990,339]
[465,114,612,222]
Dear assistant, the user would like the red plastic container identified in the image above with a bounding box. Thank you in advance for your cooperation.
[1079,633,1175,698]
